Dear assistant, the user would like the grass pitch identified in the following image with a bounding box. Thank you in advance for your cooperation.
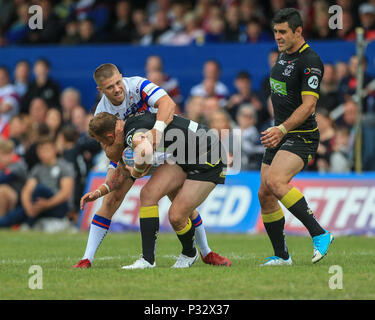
[0,230,374,300]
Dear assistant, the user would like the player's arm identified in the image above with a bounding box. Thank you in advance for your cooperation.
[80,160,133,210]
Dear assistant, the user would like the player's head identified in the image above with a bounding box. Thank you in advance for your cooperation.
[88,112,117,147]
[271,8,303,52]
[94,63,125,106]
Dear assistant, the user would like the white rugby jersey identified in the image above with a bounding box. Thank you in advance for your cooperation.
[94,76,167,120]
[94,76,167,169]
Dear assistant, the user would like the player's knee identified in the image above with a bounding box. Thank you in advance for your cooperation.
[140,183,161,206]
[264,174,282,195]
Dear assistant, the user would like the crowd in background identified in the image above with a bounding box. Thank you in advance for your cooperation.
[1,0,375,230]
[1,0,375,46]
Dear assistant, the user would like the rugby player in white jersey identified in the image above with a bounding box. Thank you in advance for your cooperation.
[73,63,231,269]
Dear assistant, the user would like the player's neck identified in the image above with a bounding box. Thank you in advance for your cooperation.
[286,38,306,55]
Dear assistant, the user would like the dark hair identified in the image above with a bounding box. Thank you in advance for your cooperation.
[272,8,303,32]
[236,70,251,80]
[61,125,79,143]
[35,58,51,69]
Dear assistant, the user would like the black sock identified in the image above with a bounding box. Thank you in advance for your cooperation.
[262,209,289,260]
[281,187,325,238]
[139,206,160,265]
[176,220,196,257]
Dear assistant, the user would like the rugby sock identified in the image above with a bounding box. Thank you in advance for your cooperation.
[192,213,211,257]
[281,187,325,238]
[262,208,289,260]
[83,214,111,263]
[176,219,196,257]
[139,205,159,265]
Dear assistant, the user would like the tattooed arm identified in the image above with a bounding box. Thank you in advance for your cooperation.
[80,160,133,210]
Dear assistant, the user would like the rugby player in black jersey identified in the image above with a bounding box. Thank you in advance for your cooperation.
[258,8,334,266]
[81,111,227,268]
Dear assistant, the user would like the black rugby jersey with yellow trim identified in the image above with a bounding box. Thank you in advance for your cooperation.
[123,112,220,164]
[270,42,324,131]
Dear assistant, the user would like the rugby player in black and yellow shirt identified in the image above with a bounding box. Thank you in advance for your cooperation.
[258,8,334,266]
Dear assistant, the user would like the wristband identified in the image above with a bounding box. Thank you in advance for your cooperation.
[277,124,288,135]
[153,120,167,133]
[102,183,111,194]
[95,189,102,197]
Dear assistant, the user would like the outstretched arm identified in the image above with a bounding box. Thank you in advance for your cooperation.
[80,160,132,210]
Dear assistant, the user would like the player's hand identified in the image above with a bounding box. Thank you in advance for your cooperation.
[260,126,285,148]
[144,128,162,151]
[80,190,101,211]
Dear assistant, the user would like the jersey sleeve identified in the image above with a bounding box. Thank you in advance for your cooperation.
[139,78,167,108]
[300,55,324,99]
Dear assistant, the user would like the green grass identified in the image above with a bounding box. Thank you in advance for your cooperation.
[0,230,374,300]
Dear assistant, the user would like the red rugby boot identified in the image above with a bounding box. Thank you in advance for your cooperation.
[72,259,91,268]
[200,252,231,267]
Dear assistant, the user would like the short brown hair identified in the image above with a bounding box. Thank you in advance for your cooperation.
[88,112,117,138]
[0,139,15,154]
[36,136,56,148]
[93,63,120,85]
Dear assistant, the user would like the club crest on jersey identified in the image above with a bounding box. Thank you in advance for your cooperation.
[282,63,295,77]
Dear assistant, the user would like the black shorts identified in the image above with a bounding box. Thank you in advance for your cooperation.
[262,129,320,167]
[178,160,226,185]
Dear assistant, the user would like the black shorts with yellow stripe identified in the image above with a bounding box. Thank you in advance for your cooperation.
[178,160,226,185]
[262,127,320,167]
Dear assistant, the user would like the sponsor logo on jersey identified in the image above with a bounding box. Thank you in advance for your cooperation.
[308,75,319,89]
[304,68,311,74]
[278,59,287,65]
[270,77,287,96]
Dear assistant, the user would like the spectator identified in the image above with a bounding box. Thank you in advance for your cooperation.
[46,108,63,139]
[242,17,271,43]
[224,4,241,42]
[204,17,226,43]
[23,0,62,44]
[0,139,27,217]
[316,63,340,113]
[337,55,372,110]
[329,126,351,173]
[141,10,175,45]
[335,61,349,84]
[201,96,221,126]
[60,87,81,123]
[8,114,33,157]
[13,60,30,98]
[108,0,134,43]
[260,49,279,105]
[190,59,229,106]
[78,18,96,44]
[131,8,152,44]
[308,9,336,40]
[21,58,60,114]
[170,1,189,33]
[183,96,205,123]
[0,66,20,139]
[336,10,355,40]
[0,136,74,229]
[5,3,30,45]
[56,125,84,217]
[208,108,234,168]
[235,104,264,170]
[60,19,81,45]
[171,11,205,45]
[29,97,48,126]
[70,106,101,178]
[145,55,183,108]
[307,108,335,172]
[346,3,375,41]
[226,71,263,127]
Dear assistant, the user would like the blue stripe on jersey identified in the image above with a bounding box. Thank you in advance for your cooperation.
[144,87,162,104]
[109,161,118,168]
[140,80,151,101]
